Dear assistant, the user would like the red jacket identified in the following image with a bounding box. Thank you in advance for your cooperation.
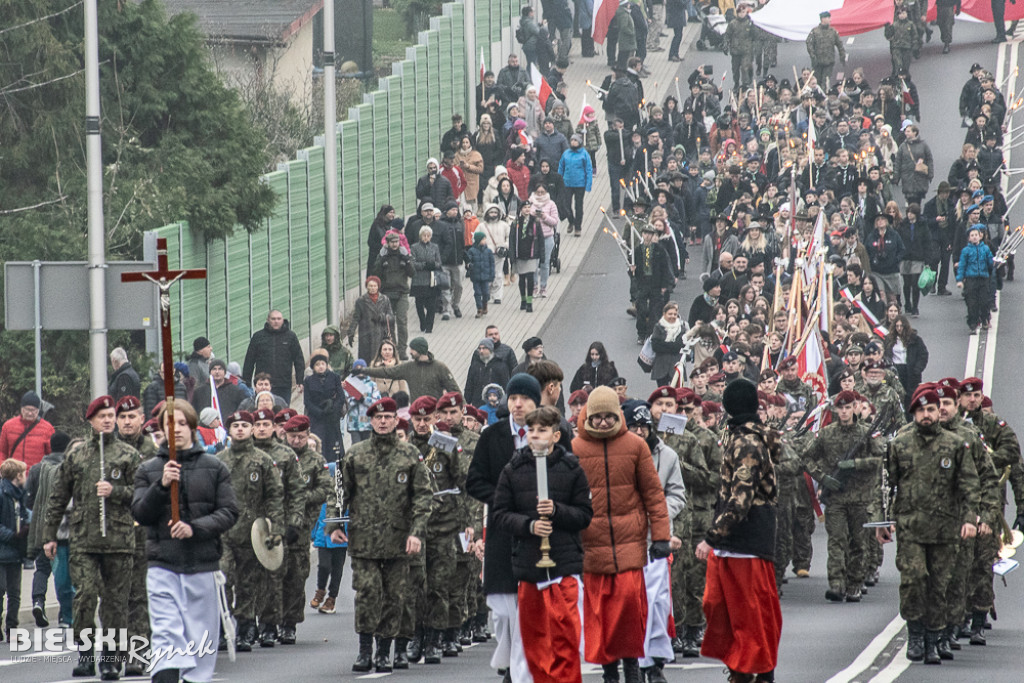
[0,416,54,469]
[572,406,671,575]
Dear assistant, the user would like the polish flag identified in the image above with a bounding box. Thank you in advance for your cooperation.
[592,0,619,45]
[806,111,816,156]
[795,325,828,401]
[480,46,486,84]
[209,380,227,441]
[900,78,914,106]
[530,64,553,106]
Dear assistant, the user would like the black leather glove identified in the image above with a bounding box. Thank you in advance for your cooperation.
[285,526,300,545]
[650,540,672,560]
[1014,513,1024,531]
[821,475,843,492]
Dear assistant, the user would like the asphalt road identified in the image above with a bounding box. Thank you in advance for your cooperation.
[6,19,1024,683]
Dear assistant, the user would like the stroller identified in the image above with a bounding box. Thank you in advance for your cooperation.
[696,3,728,52]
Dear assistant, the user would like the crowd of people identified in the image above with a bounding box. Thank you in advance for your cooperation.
[1,3,1023,683]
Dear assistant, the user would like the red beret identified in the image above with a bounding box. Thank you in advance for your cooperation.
[648,386,677,404]
[981,395,993,408]
[410,396,438,416]
[115,395,141,415]
[933,384,957,401]
[911,389,940,410]
[937,377,960,392]
[465,406,486,425]
[434,420,452,433]
[86,395,115,420]
[253,408,276,423]
[274,408,299,425]
[834,390,858,407]
[960,377,983,393]
[367,397,398,418]
[770,393,787,407]
[151,400,166,418]
[708,372,727,384]
[283,415,311,432]
[863,360,886,372]
[777,356,798,370]
[225,410,254,427]
[759,369,778,381]
[396,417,410,432]
[142,419,159,435]
[438,392,464,409]
[675,387,696,405]
[568,389,590,406]
[702,401,723,417]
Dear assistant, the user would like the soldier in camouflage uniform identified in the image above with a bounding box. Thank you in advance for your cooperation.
[44,396,139,679]
[861,362,906,432]
[435,393,480,648]
[251,407,307,647]
[327,397,432,674]
[805,11,846,87]
[861,342,906,404]
[279,415,332,644]
[803,391,885,602]
[884,6,921,78]
[670,388,722,657]
[932,380,999,657]
[724,3,758,94]
[774,410,807,591]
[776,357,815,413]
[877,388,980,665]
[217,410,285,653]
[785,419,817,579]
[114,395,152,677]
[958,377,1024,645]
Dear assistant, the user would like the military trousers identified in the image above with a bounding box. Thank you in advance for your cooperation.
[774,489,795,585]
[890,48,913,77]
[69,549,132,645]
[282,540,312,626]
[352,556,409,638]
[671,510,691,625]
[683,509,712,626]
[824,501,869,591]
[128,527,150,640]
[936,5,956,44]
[730,52,754,91]
[945,536,971,625]
[259,546,287,625]
[425,533,458,629]
[895,540,955,630]
[400,542,427,638]
[451,553,475,627]
[222,541,270,621]
[382,290,410,356]
[792,482,816,572]
[811,62,835,89]
[634,282,666,339]
[967,532,999,613]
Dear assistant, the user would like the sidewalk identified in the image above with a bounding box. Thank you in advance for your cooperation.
[394,24,702,387]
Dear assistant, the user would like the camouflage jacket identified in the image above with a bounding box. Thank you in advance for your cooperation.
[118,431,158,460]
[335,431,432,559]
[855,369,905,402]
[706,420,779,559]
[943,415,1000,527]
[862,383,906,433]
[687,418,724,485]
[218,438,284,546]
[724,16,758,56]
[44,431,138,554]
[885,422,980,544]
[805,24,846,65]
[663,426,716,510]
[450,423,483,532]
[411,430,466,536]
[778,377,815,412]
[884,17,921,50]
[803,419,883,504]
[964,408,1024,510]
[254,436,307,528]
[291,445,333,532]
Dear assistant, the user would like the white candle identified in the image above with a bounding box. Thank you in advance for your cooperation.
[534,452,549,501]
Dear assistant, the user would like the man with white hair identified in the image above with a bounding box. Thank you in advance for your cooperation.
[108,347,141,401]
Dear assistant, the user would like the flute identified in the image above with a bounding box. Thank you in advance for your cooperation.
[99,434,107,538]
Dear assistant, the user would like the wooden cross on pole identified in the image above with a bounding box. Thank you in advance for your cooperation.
[121,238,206,522]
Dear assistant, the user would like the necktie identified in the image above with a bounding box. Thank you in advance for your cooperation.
[518,427,526,439]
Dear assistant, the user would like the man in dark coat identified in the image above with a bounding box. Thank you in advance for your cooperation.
[632,224,674,344]
[108,347,141,402]
[242,310,305,404]
[485,325,519,377]
[192,359,247,419]
[415,158,454,208]
[464,339,512,408]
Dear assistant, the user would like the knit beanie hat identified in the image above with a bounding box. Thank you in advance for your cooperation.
[409,337,430,355]
[584,386,622,439]
[722,379,760,421]
[505,373,542,406]
[199,407,220,428]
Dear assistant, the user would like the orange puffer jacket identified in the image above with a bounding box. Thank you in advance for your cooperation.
[572,405,672,575]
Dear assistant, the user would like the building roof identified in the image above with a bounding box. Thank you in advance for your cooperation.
[163,0,324,46]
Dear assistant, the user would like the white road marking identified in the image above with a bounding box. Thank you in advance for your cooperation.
[866,643,911,683]
[824,614,904,683]
[582,661,719,674]
[847,37,855,44]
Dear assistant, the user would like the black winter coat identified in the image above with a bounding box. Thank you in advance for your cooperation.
[242,320,305,390]
[895,219,934,263]
[303,370,344,454]
[132,444,239,574]
[569,361,619,393]
[143,378,187,421]
[465,355,512,407]
[491,445,593,583]
[468,418,522,593]
[108,363,142,402]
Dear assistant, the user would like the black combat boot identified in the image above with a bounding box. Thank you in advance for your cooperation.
[949,622,962,650]
[601,661,620,683]
[234,619,252,652]
[682,625,701,657]
[151,668,180,683]
[72,647,95,677]
[279,624,296,645]
[374,636,393,673]
[937,626,954,660]
[352,633,374,672]
[621,658,642,683]
[672,636,684,653]
[259,622,277,647]
[443,627,459,656]
[98,650,121,681]
[969,611,987,645]
[393,638,410,669]
[422,628,442,664]
[459,619,473,645]
[642,657,668,683]
[407,628,424,663]
[924,630,942,664]
[124,648,147,676]
[472,612,490,641]
[906,621,925,661]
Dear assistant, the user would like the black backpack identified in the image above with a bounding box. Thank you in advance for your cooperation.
[515,25,525,44]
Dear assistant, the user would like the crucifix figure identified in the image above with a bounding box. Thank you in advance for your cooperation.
[121,237,206,522]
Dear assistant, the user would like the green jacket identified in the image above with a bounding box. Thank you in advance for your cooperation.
[362,354,460,400]
[291,444,333,532]
[964,408,1024,510]
[805,24,846,65]
[613,5,637,53]
[321,325,354,376]
[44,431,139,554]
[862,383,907,432]
[663,427,716,510]
[411,430,467,536]
[802,419,883,504]
[335,431,433,558]
[885,422,980,543]
[778,377,815,412]
[943,415,1000,528]
[218,438,284,546]
[724,16,758,56]
[450,424,482,530]
[254,436,307,528]
[884,17,920,50]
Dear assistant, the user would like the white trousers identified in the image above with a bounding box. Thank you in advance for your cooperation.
[487,592,533,683]
[147,567,220,682]
[640,558,674,667]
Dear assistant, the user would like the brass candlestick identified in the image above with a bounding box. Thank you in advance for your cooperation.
[536,515,556,568]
